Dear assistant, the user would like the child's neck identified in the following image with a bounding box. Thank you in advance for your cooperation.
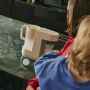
[68,63,90,83]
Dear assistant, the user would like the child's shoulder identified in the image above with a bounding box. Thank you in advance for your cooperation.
[54,55,67,64]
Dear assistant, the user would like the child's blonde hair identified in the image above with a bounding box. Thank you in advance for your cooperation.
[69,15,90,78]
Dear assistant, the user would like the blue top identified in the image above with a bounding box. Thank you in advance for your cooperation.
[34,51,90,90]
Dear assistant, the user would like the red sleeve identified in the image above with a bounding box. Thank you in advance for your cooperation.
[59,36,75,56]
[27,36,75,90]
[27,77,39,90]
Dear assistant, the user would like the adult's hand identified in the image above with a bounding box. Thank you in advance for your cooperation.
[26,86,34,90]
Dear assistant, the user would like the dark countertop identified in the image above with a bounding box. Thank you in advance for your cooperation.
[0,15,35,80]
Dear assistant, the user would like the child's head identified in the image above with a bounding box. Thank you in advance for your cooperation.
[69,16,90,79]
